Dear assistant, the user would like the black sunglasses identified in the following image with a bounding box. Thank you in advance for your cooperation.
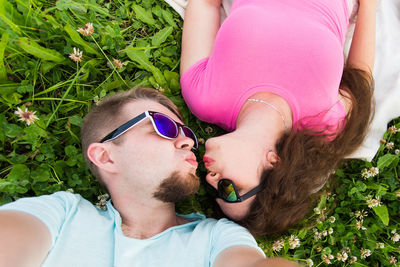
[216,179,264,203]
[100,110,198,149]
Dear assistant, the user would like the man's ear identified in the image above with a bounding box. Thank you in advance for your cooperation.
[265,150,280,168]
[87,143,117,174]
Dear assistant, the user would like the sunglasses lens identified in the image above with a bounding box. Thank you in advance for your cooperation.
[153,113,178,138]
[182,126,198,149]
[219,179,238,202]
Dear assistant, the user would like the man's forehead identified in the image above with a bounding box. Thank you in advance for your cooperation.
[122,99,182,123]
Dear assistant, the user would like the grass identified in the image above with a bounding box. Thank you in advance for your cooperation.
[0,0,399,265]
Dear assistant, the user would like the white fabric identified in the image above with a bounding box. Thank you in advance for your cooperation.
[167,0,400,161]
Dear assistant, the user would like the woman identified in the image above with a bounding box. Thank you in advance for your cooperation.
[180,0,376,236]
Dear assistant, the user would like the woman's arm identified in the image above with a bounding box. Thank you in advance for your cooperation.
[347,0,378,75]
[180,0,222,74]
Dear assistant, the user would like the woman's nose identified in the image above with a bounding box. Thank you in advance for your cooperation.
[205,172,221,189]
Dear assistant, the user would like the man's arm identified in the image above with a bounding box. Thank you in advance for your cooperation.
[347,0,378,74]
[180,0,221,74]
[213,246,300,267]
[0,210,51,267]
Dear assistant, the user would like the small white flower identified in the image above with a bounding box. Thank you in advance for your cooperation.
[322,230,328,236]
[388,126,398,133]
[355,210,368,219]
[77,22,94,36]
[328,228,334,235]
[336,252,348,262]
[355,220,367,231]
[69,47,83,62]
[369,167,379,176]
[272,239,284,252]
[391,233,400,243]
[376,242,385,249]
[329,216,336,223]
[395,149,400,155]
[360,248,371,259]
[386,142,395,150]
[14,107,39,126]
[349,256,357,264]
[389,256,397,264]
[288,235,300,249]
[305,259,313,266]
[322,254,334,264]
[366,195,382,208]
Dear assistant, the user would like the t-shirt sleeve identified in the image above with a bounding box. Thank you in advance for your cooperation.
[209,218,265,264]
[0,191,80,248]
[180,58,209,100]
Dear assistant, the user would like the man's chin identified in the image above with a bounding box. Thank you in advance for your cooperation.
[153,171,200,203]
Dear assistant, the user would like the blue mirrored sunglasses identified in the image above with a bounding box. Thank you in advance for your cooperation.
[100,111,198,149]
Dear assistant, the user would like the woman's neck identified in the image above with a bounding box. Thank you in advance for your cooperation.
[236,92,293,139]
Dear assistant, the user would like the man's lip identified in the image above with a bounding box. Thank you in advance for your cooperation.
[185,154,198,167]
[203,156,215,168]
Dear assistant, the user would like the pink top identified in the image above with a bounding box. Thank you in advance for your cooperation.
[181,0,349,133]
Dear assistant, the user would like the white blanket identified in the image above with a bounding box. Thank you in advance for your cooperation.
[166,0,400,161]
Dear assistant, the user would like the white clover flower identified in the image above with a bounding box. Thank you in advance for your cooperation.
[342,247,351,254]
[361,168,371,179]
[360,248,372,259]
[369,167,379,176]
[69,47,83,62]
[322,230,328,236]
[288,235,300,249]
[355,210,368,219]
[376,242,385,249]
[391,233,400,243]
[336,252,348,262]
[314,231,322,240]
[14,107,39,126]
[388,126,398,133]
[395,149,400,155]
[355,220,367,231]
[366,196,382,208]
[305,259,313,266]
[386,142,395,150]
[328,228,334,235]
[329,216,336,223]
[272,239,284,252]
[322,254,334,264]
[349,256,357,264]
[389,256,397,264]
[77,22,94,36]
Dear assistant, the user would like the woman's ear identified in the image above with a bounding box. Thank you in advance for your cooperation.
[87,143,117,174]
[266,150,280,168]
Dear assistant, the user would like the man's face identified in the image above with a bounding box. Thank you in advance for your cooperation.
[105,100,199,202]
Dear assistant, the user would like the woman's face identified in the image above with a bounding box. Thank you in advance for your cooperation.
[204,131,274,220]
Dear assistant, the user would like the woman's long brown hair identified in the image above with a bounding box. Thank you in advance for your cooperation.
[239,66,375,237]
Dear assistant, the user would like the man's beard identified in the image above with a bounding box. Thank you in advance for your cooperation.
[153,171,200,203]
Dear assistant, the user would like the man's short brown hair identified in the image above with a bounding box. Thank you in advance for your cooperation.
[81,87,183,182]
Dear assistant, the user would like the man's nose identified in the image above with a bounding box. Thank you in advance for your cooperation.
[175,129,195,150]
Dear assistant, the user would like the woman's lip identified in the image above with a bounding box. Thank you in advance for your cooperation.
[203,156,215,168]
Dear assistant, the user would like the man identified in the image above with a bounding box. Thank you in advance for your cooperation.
[0,87,297,267]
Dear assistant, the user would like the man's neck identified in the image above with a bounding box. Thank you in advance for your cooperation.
[111,194,187,239]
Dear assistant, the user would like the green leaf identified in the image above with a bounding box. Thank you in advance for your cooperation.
[372,204,389,226]
[7,164,30,181]
[16,37,65,63]
[4,123,23,138]
[65,145,78,157]
[151,26,173,46]
[0,32,9,81]
[132,5,155,25]
[31,165,50,182]
[69,115,83,126]
[377,154,399,170]
[64,23,100,56]
[161,9,177,28]
[126,49,154,72]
